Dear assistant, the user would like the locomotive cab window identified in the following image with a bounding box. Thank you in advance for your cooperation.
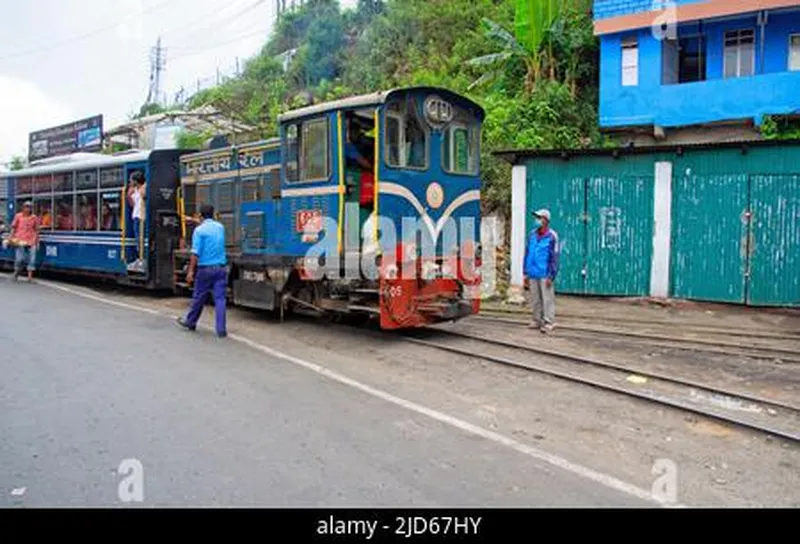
[442,109,479,176]
[384,98,428,170]
[285,116,330,183]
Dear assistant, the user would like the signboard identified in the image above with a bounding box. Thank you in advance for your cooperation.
[29,115,103,161]
[296,209,322,233]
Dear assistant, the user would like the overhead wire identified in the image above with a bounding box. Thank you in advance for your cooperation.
[166,0,269,51]
[158,0,258,47]
[0,0,183,62]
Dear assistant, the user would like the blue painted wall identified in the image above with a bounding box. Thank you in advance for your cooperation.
[593,0,706,21]
[598,10,800,128]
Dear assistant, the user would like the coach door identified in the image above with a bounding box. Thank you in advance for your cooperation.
[123,161,148,270]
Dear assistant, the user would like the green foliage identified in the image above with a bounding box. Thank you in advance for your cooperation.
[182,0,602,218]
[10,156,26,170]
[136,102,167,118]
[761,115,800,140]
[175,129,214,150]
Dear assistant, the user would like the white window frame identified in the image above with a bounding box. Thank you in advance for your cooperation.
[621,37,639,87]
[790,33,800,71]
[723,29,755,78]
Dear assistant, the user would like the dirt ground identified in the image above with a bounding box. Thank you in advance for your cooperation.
[29,278,800,507]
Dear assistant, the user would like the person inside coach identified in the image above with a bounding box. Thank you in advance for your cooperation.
[176,203,228,338]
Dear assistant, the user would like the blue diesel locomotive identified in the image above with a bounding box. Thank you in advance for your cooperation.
[176,87,485,329]
[1,86,485,330]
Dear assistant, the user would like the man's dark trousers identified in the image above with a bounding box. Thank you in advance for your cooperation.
[186,266,227,336]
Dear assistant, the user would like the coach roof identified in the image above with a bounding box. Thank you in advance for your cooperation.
[0,150,153,178]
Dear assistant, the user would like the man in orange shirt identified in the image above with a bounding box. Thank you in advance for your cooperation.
[10,201,41,281]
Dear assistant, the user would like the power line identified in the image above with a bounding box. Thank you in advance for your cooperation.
[168,0,269,51]
[169,27,269,62]
[0,0,181,62]
[160,0,257,47]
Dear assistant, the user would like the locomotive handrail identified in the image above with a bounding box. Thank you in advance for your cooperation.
[372,108,380,251]
[337,111,345,255]
[120,186,126,264]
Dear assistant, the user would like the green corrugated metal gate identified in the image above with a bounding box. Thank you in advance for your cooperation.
[519,140,800,307]
[671,171,800,306]
[526,157,655,296]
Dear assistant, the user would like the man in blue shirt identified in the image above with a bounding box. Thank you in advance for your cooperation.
[523,209,560,333]
[177,204,228,338]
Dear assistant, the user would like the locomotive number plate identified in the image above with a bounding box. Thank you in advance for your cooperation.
[296,209,322,233]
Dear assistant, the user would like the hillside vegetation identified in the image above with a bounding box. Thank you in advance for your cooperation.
[180,0,602,218]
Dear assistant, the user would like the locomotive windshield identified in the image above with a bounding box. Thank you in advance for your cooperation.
[442,104,480,176]
[384,94,480,176]
[384,98,428,170]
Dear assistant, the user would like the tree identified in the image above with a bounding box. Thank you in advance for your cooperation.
[467,0,564,94]
[10,156,26,170]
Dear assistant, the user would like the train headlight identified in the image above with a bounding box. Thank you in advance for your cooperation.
[422,262,439,280]
[383,263,399,280]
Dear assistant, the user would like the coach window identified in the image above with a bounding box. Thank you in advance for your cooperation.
[53,173,75,231]
[75,169,99,231]
[384,99,428,170]
[100,191,121,231]
[285,116,330,183]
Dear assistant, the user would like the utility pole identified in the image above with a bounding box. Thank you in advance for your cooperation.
[146,36,167,106]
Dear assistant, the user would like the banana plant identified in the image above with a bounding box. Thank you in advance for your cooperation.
[467,0,564,93]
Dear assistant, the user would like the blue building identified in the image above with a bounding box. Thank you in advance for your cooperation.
[594,0,800,143]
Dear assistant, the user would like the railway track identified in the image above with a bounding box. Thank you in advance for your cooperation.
[477,309,800,341]
[470,315,800,364]
[403,327,800,444]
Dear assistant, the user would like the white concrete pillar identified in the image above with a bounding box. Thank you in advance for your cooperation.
[650,161,673,299]
[508,164,527,303]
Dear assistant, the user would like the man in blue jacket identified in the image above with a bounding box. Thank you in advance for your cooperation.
[523,209,560,333]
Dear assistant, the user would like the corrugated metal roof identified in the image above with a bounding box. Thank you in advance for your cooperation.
[493,138,800,163]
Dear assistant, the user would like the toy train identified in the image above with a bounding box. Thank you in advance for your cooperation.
[0,87,485,329]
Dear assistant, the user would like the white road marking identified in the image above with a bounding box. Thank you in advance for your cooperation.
[31,277,684,507]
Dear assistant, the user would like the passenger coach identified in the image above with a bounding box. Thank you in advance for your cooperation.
[0,149,187,289]
[176,86,485,329]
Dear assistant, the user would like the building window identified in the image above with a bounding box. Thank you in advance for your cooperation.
[724,29,755,78]
[621,37,639,86]
[663,36,707,84]
[790,34,800,71]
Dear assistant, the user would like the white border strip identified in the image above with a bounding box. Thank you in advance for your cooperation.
[28,277,682,508]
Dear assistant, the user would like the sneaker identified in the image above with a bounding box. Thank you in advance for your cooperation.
[541,324,555,334]
[176,317,195,331]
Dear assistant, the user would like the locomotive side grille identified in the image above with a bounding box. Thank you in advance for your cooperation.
[244,211,266,249]
[219,213,236,246]
[218,182,234,212]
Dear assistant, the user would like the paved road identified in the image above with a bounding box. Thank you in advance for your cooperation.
[0,278,650,507]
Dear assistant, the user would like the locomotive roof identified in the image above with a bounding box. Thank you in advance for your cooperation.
[276,87,486,124]
[1,150,153,178]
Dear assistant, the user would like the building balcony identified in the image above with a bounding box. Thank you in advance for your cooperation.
[600,70,800,129]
